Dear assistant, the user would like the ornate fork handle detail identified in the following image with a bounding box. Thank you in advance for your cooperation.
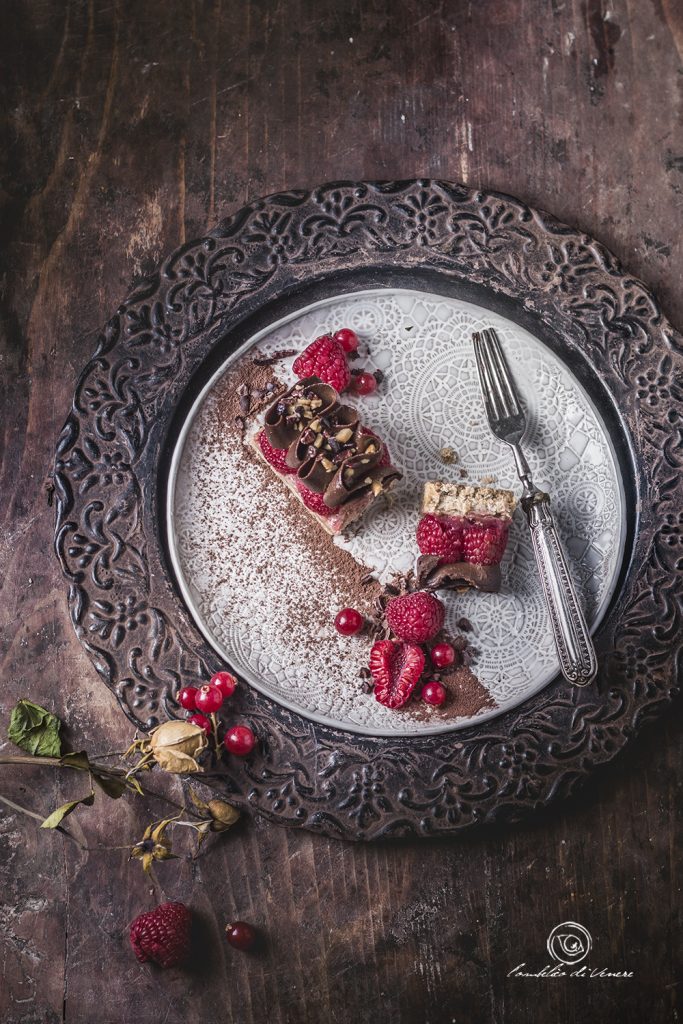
[521,490,598,686]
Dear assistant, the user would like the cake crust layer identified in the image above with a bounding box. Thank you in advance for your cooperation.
[422,481,517,519]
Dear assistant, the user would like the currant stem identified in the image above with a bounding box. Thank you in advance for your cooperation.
[210,713,220,755]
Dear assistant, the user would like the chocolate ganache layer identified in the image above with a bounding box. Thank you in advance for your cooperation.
[263,376,401,508]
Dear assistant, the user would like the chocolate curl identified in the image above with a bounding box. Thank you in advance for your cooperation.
[324,435,398,509]
[286,405,362,493]
[263,377,337,449]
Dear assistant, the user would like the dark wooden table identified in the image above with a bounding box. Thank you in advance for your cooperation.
[1,2,681,1021]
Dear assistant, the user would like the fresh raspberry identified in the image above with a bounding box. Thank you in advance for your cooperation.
[258,430,296,475]
[129,902,191,969]
[370,639,426,708]
[462,519,509,565]
[292,334,351,392]
[385,591,445,643]
[416,514,463,564]
[296,481,334,517]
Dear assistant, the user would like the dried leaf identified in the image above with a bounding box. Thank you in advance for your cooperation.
[91,771,127,799]
[188,788,210,813]
[60,751,91,771]
[40,791,94,829]
[8,700,62,757]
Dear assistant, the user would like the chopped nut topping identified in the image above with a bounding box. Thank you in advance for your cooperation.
[335,427,353,443]
[439,446,457,464]
[321,457,336,472]
[371,481,383,496]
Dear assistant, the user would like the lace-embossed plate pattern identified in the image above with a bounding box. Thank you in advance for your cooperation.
[170,289,625,736]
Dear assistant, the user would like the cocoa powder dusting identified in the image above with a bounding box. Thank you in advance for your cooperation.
[176,350,496,728]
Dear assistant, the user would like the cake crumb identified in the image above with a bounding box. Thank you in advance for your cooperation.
[439,446,458,465]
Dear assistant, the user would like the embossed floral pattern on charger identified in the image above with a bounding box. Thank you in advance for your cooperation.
[53,180,683,840]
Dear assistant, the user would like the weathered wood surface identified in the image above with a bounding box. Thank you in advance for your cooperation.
[0,1,681,1022]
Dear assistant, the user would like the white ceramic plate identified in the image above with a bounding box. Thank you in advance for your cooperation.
[167,288,626,736]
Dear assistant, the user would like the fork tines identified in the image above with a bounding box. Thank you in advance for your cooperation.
[472,328,523,426]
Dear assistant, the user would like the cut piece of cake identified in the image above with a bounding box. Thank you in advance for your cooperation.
[416,480,517,593]
[249,376,402,536]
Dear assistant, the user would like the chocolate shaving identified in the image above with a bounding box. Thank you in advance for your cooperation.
[252,348,298,366]
[361,573,375,586]
[457,617,473,632]
[239,393,251,415]
[384,582,400,596]
[373,368,384,383]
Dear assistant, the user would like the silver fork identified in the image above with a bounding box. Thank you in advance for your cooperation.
[472,328,598,686]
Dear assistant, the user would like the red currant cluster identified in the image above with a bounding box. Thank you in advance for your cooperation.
[335,328,380,397]
[177,673,256,756]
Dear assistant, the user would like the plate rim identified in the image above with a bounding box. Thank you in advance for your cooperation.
[53,179,683,840]
[165,286,629,737]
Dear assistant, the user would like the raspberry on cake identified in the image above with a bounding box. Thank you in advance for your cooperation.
[292,334,351,392]
[249,376,401,536]
[416,481,517,593]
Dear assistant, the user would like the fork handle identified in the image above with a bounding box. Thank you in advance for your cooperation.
[521,491,598,686]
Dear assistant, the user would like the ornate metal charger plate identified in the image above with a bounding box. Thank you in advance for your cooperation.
[168,289,626,736]
[54,180,683,840]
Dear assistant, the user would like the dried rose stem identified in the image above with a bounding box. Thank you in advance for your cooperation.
[0,756,193,815]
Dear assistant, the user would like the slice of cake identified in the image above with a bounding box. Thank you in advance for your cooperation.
[416,481,517,593]
[249,376,402,536]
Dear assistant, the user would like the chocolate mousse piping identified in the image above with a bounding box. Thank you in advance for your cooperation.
[263,376,401,508]
[416,554,502,594]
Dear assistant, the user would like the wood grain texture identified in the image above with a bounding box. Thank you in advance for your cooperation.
[0,1,681,1022]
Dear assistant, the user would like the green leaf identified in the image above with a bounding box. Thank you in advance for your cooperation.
[91,771,126,799]
[40,791,94,829]
[8,700,62,757]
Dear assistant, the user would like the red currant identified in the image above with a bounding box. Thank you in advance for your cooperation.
[211,671,237,698]
[334,328,359,353]
[421,681,447,706]
[195,683,224,714]
[224,724,256,756]
[351,372,377,396]
[189,713,212,733]
[225,921,257,951]
[334,607,364,636]
[430,642,456,669]
[177,686,198,711]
